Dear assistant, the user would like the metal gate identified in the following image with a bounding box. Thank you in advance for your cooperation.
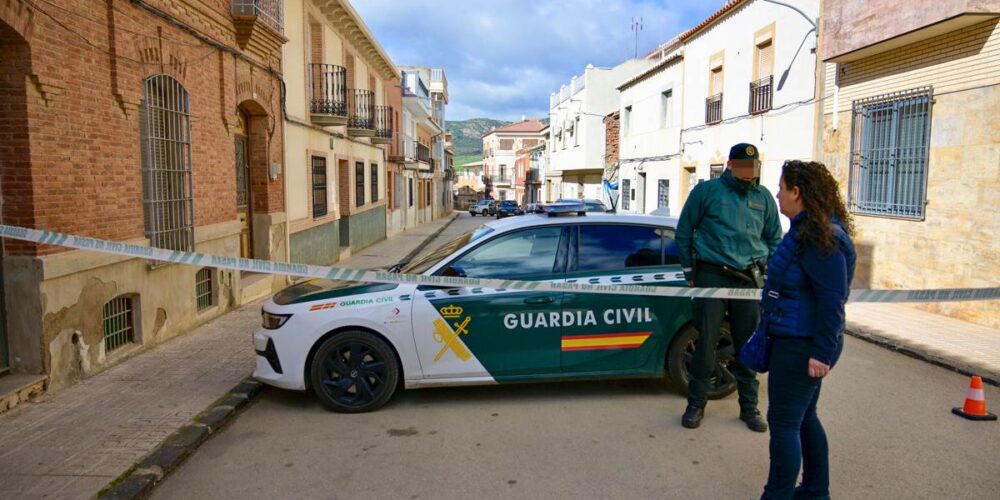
[235,117,252,260]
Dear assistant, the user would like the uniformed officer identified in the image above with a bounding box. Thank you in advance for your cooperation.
[675,143,782,432]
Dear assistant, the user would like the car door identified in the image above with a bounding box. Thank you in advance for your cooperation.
[559,223,689,377]
[412,225,568,380]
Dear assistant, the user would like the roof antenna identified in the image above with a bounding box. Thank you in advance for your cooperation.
[631,17,643,59]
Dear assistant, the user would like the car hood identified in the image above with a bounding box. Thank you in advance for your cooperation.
[272,279,398,305]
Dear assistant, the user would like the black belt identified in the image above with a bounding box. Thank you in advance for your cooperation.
[696,260,756,283]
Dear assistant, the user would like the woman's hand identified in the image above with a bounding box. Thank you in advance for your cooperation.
[808,358,830,378]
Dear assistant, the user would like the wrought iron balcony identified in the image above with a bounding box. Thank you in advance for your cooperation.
[705,93,723,125]
[526,168,542,183]
[749,75,773,115]
[491,175,511,186]
[372,105,393,144]
[417,143,430,163]
[309,64,347,126]
[231,0,285,53]
[347,89,375,137]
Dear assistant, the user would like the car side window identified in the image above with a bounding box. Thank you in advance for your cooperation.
[442,227,563,279]
[577,225,664,272]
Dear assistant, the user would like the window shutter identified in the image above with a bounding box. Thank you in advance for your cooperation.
[757,40,773,78]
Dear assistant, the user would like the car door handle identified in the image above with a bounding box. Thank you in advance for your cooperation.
[523,296,555,305]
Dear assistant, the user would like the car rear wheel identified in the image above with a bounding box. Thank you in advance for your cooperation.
[666,323,738,400]
[310,331,399,413]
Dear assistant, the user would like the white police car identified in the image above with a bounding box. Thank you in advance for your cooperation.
[254,203,738,412]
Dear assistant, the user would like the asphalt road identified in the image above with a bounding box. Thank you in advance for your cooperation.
[152,334,1000,499]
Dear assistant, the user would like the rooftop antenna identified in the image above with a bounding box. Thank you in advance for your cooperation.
[631,17,643,59]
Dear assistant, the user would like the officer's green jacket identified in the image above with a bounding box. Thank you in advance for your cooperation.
[676,169,782,281]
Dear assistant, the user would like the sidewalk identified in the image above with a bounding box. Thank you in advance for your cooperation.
[846,303,1000,385]
[0,214,458,500]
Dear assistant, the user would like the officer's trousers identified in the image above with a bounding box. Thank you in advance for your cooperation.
[688,265,760,410]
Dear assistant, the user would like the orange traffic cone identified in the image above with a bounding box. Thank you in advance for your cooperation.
[952,376,997,421]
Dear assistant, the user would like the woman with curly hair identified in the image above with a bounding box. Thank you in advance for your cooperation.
[759,160,856,500]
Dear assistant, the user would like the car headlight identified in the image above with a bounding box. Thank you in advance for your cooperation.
[262,310,292,330]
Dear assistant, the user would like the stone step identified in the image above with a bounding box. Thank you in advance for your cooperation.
[0,374,48,415]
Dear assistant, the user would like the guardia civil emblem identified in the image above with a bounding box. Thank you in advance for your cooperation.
[433,305,472,362]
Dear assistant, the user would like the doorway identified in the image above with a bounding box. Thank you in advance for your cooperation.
[235,109,253,260]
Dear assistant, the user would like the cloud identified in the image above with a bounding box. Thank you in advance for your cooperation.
[353,0,724,121]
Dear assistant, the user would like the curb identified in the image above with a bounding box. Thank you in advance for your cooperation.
[95,377,266,499]
[399,213,459,265]
[845,323,999,387]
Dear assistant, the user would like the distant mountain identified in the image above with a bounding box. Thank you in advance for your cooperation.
[446,118,511,157]
[446,117,551,169]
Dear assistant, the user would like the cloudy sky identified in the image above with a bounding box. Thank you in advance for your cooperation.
[353,0,726,122]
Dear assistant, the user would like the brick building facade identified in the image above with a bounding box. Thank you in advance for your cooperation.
[0,0,287,388]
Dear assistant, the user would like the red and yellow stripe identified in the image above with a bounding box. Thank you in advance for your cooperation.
[309,302,338,311]
[561,332,652,351]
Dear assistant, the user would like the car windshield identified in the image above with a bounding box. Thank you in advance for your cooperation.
[500,201,517,207]
[400,225,495,274]
[585,202,606,212]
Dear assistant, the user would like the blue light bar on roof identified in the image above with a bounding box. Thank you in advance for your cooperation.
[540,202,586,217]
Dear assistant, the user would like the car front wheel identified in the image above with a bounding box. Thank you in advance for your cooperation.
[666,323,738,400]
[310,331,399,413]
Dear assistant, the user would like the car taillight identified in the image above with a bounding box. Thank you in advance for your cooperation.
[262,311,292,330]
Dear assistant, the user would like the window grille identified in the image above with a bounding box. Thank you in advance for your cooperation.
[749,75,773,114]
[657,179,669,208]
[140,74,194,252]
[371,163,379,202]
[622,179,631,210]
[409,178,414,207]
[195,268,214,311]
[849,87,932,219]
[312,156,327,218]
[103,296,135,353]
[355,161,366,207]
[705,93,723,124]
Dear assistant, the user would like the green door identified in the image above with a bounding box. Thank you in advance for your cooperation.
[560,223,690,377]
[425,225,567,380]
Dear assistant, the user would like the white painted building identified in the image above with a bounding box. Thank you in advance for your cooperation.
[616,0,819,224]
[679,0,819,215]
[616,40,684,215]
[547,59,655,202]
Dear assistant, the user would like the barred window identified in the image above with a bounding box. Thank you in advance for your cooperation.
[849,87,932,219]
[312,156,327,218]
[622,179,631,210]
[103,296,135,353]
[657,179,669,208]
[355,161,366,207]
[371,163,379,202]
[195,268,214,311]
[140,75,194,251]
[409,178,414,207]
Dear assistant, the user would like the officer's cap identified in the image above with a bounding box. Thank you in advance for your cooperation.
[729,143,760,161]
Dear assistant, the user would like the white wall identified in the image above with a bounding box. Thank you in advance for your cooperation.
[680,0,820,204]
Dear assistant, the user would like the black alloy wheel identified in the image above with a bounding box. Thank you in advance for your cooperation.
[310,331,399,413]
[666,323,738,399]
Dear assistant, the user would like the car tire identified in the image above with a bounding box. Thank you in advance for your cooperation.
[666,323,738,400]
[470,212,476,216]
[310,331,399,413]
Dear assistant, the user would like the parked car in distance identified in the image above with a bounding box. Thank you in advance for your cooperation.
[495,200,524,218]
[469,200,496,216]
[523,203,545,214]
[557,198,609,213]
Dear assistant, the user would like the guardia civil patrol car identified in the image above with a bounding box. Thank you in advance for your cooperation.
[254,203,738,413]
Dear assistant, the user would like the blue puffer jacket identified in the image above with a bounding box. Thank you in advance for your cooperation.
[760,213,856,365]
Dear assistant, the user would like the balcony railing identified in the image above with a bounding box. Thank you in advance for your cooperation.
[373,105,393,143]
[705,93,723,125]
[417,143,430,163]
[404,136,417,159]
[749,75,773,114]
[491,176,511,185]
[526,168,541,183]
[348,89,375,130]
[231,0,283,34]
[309,64,347,118]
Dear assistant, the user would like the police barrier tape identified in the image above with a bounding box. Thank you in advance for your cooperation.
[1,224,998,303]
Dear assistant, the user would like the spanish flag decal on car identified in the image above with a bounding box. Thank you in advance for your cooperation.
[561,332,652,351]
